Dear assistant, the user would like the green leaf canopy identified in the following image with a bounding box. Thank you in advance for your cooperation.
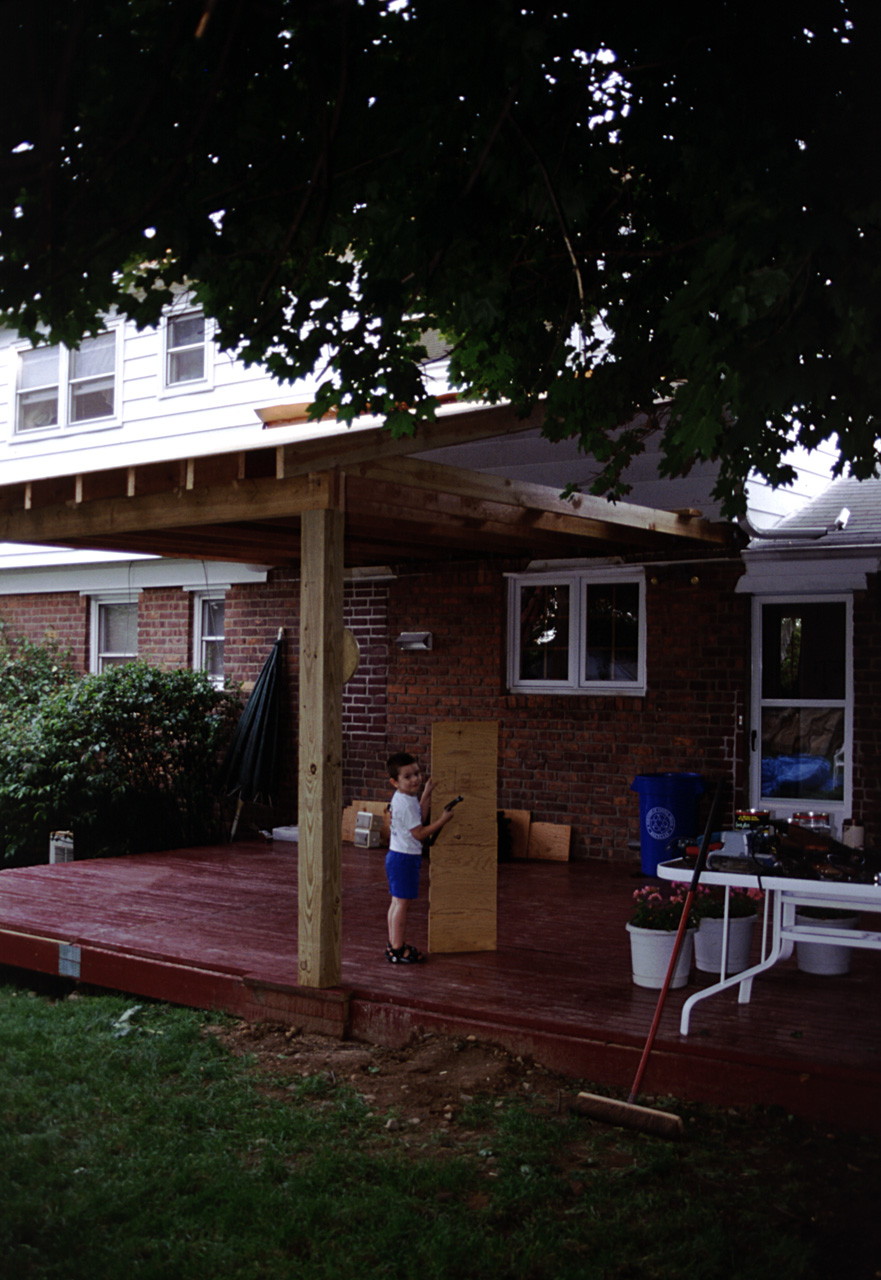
[1,1,878,513]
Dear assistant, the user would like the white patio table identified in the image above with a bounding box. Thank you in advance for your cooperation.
[658,841,881,1036]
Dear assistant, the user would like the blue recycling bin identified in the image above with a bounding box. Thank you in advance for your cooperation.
[631,772,704,876]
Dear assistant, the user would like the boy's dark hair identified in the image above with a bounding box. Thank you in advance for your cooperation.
[387,751,416,779]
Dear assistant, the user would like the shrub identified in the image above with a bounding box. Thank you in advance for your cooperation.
[0,622,76,713]
[0,647,241,862]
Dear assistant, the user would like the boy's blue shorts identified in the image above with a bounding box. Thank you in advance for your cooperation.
[386,849,421,900]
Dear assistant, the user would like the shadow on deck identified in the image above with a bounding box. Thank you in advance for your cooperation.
[1,842,878,1135]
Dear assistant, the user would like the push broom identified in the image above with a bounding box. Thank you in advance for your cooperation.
[572,778,726,1140]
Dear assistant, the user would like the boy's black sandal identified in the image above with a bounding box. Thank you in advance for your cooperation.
[385,942,425,964]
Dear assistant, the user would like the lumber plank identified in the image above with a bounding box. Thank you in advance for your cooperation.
[527,822,572,861]
[428,721,498,953]
[502,809,532,860]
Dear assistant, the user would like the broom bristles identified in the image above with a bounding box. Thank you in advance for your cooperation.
[571,1091,684,1140]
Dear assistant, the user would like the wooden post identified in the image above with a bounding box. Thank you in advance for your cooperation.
[297,504,344,988]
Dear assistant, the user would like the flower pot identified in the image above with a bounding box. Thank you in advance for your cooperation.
[694,913,756,975]
[795,913,860,975]
[626,923,695,989]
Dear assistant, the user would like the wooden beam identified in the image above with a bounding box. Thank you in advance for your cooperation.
[344,476,671,555]
[276,402,546,478]
[349,456,732,546]
[297,502,345,989]
[0,469,342,546]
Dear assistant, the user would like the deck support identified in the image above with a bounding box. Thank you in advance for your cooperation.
[297,501,344,988]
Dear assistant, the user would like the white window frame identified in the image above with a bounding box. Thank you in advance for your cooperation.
[160,306,214,395]
[89,592,139,674]
[192,590,226,688]
[12,327,121,437]
[507,567,646,696]
[749,593,853,832]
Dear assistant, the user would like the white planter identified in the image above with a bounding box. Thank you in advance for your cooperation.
[694,913,756,975]
[795,913,860,976]
[626,923,695,989]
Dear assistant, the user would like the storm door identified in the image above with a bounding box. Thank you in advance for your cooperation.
[751,596,852,828]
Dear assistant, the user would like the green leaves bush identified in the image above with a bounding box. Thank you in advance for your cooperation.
[0,628,241,862]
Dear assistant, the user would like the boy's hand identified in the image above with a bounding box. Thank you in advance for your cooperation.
[423,776,436,799]
[438,807,455,827]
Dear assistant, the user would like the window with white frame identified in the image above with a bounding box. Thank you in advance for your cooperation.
[508,568,646,694]
[163,310,210,389]
[16,332,117,433]
[91,596,138,673]
[751,596,852,821]
[193,593,225,687]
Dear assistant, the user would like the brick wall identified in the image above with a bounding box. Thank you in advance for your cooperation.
[382,556,751,860]
[222,570,392,821]
[2,560,878,858]
[0,592,90,673]
[342,578,391,800]
[138,587,191,670]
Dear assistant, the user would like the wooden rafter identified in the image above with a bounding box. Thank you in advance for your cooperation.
[0,406,736,565]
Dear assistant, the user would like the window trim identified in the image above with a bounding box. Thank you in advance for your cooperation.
[160,307,214,396]
[88,592,139,674]
[507,567,646,696]
[12,327,121,437]
[749,593,853,829]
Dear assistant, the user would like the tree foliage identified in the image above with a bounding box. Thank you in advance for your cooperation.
[1,1,878,513]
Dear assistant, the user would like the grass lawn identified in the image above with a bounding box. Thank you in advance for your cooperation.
[1,972,878,1279]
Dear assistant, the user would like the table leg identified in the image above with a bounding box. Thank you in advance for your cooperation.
[679,890,784,1035]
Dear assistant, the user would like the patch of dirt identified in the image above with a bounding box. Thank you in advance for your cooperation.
[203,1020,567,1135]
[201,1017,881,1277]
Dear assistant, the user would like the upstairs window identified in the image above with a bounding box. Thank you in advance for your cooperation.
[166,312,206,384]
[162,309,212,392]
[508,569,646,695]
[16,332,117,433]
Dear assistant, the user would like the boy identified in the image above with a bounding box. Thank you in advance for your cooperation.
[384,751,455,964]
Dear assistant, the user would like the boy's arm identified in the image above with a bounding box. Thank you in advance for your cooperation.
[409,807,455,843]
[420,776,436,821]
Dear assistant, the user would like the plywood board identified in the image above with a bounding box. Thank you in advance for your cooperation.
[428,721,498,953]
[526,822,572,862]
[502,809,532,860]
[342,801,389,846]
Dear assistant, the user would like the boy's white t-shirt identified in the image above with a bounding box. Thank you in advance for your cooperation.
[389,790,423,855]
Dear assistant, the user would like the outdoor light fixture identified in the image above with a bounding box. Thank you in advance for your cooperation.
[395,631,433,651]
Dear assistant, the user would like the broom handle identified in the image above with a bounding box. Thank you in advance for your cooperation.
[627,778,725,1105]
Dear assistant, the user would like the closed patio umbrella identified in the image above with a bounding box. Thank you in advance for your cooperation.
[223,628,285,838]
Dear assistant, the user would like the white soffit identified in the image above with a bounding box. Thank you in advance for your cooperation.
[0,558,268,596]
[735,556,880,594]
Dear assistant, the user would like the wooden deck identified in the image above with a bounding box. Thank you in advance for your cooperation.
[1,843,879,1135]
